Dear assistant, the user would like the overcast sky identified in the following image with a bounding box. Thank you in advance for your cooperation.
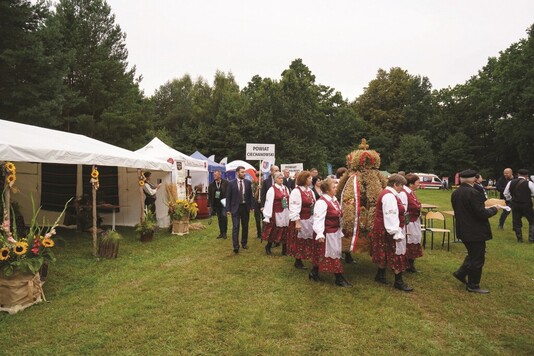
[106,0,534,100]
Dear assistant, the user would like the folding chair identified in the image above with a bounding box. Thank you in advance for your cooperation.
[424,211,451,251]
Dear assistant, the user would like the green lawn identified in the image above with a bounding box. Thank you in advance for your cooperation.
[1,190,533,355]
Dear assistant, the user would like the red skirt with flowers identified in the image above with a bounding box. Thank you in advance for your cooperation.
[287,221,313,260]
[315,239,343,274]
[370,227,407,272]
[406,243,423,260]
[262,213,288,244]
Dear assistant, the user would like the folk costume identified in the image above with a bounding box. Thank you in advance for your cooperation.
[370,186,413,291]
[312,194,351,287]
[287,185,316,269]
[262,183,291,255]
[399,186,423,272]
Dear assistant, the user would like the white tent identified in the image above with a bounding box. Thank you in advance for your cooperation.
[0,119,173,227]
[135,137,209,191]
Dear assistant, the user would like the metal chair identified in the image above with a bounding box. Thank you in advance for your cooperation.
[424,211,451,251]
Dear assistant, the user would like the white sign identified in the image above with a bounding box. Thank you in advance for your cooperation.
[246,143,275,160]
[281,163,304,173]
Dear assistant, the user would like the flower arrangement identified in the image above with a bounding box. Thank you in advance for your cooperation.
[4,162,16,188]
[1,196,71,277]
[168,199,199,220]
[90,166,99,190]
[135,207,157,235]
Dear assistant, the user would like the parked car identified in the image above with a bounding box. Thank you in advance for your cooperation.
[415,173,443,189]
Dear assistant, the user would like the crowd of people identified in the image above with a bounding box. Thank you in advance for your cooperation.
[203,164,533,294]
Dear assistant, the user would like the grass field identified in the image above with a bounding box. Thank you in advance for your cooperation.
[1,190,533,355]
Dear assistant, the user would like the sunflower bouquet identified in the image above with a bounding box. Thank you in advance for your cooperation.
[168,199,199,220]
[1,195,71,277]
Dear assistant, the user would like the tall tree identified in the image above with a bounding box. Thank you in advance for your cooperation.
[47,0,145,148]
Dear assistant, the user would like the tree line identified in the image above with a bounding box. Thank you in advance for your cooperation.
[2,0,533,178]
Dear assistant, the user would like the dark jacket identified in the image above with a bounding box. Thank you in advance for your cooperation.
[451,183,498,242]
[495,176,511,200]
[208,179,228,208]
[226,178,253,215]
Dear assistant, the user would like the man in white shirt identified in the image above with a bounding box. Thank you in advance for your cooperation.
[504,169,534,242]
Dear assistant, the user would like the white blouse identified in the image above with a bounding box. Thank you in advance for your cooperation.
[289,186,314,221]
[262,183,289,220]
[382,186,404,240]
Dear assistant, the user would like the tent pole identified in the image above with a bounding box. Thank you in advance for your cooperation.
[3,176,10,226]
[92,174,97,257]
[138,169,145,223]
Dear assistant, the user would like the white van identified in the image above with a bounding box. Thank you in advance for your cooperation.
[414,173,443,189]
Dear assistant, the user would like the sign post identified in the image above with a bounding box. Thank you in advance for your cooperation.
[246,144,275,204]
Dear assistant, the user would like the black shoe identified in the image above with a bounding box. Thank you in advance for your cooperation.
[335,278,353,287]
[308,272,319,282]
[466,285,490,294]
[394,282,414,292]
[265,244,272,255]
[344,253,357,264]
[222,234,227,239]
[452,271,467,284]
[374,269,387,284]
[216,234,223,239]
[242,245,249,249]
[233,249,239,254]
[518,238,524,243]
[406,267,420,273]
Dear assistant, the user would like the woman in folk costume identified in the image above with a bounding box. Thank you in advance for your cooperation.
[287,170,315,269]
[370,174,413,292]
[398,174,423,273]
[262,172,291,256]
[312,178,352,287]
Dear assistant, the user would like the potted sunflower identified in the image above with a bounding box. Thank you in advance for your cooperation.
[0,194,70,313]
[135,207,157,242]
[168,198,199,235]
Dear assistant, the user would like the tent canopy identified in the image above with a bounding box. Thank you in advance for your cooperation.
[190,151,225,172]
[226,160,258,182]
[0,120,172,171]
[135,138,207,172]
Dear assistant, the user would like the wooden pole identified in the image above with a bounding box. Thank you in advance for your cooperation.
[92,173,97,257]
[3,176,10,224]
[138,169,145,223]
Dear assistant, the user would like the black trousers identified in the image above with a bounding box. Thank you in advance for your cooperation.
[458,241,486,287]
[498,200,511,227]
[212,205,227,236]
[252,200,262,238]
[511,203,534,231]
[231,204,249,250]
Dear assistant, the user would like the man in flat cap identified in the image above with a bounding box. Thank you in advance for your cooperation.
[451,169,500,294]
[504,169,534,243]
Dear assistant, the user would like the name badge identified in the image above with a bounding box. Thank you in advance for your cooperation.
[215,191,221,199]
[281,197,288,209]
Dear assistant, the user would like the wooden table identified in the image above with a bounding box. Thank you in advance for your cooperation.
[441,210,457,241]
[421,203,439,212]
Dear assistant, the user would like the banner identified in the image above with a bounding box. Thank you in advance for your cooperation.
[246,143,275,161]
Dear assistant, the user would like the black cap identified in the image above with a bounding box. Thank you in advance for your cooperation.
[459,169,477,178]
[518,169,529,176]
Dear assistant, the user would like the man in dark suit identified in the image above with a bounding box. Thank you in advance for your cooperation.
[283,168,294,191]
[208,170,228,239]
[451,169,500,294]
[226,166,253,254]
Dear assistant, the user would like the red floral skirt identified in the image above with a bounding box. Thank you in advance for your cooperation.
[287,221,313,260]
[313,239,343,274]
[262,214,288,244]
[406,243,423,260]
[370,227,407,272]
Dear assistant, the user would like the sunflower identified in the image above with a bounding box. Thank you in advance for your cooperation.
[0,247,9,260]
[91,169,99,178]
[42,238,55,248]
[6,162,15,172]
[183,202,190,209]
[14,241,28,255]
[7,174,16,183]
[139,180,145,186]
